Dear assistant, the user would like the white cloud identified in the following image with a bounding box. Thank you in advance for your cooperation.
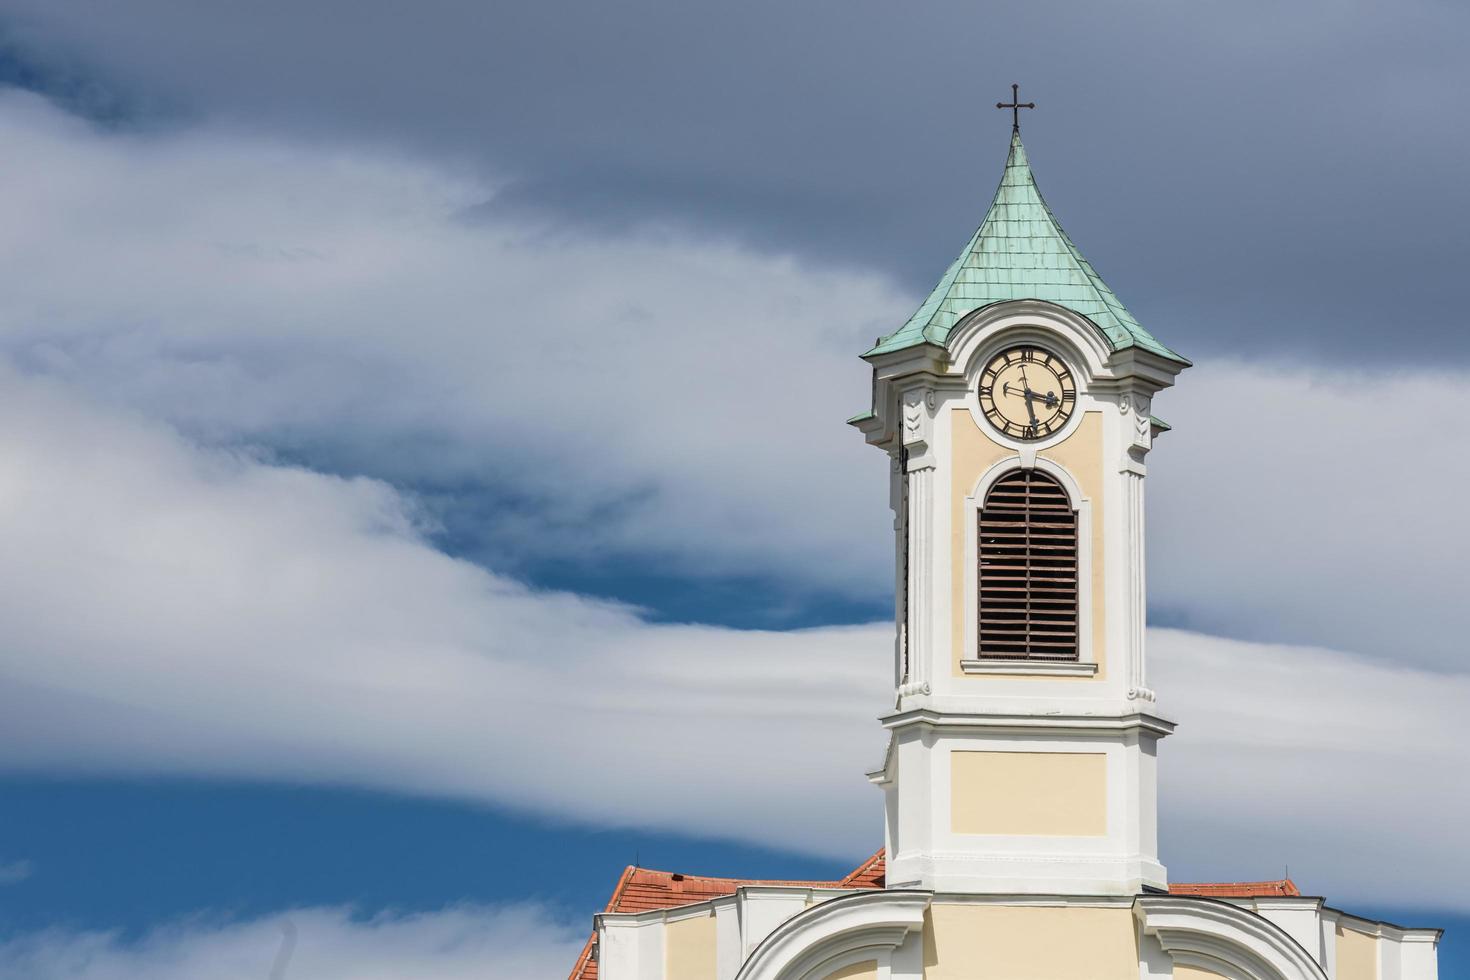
[0,903,583,980]
[0,89,904,597]
[0,92,1465,667]
[0,366,1465,914]
[0,365,890,855]
[1153,628,1470,909]
[0,93,1462,919]
[1149,363,1470,667]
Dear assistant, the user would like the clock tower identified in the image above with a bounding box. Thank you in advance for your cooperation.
[850,120,1189,896]
[577,99,1443,980]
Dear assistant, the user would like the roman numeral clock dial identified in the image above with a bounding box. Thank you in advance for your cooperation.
[977,345,1076,440]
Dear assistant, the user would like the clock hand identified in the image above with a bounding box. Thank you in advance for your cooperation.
[1001,382,1048,425]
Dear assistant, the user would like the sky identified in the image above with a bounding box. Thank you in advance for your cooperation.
[0,1,1466,977]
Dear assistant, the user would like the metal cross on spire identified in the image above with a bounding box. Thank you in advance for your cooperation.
[996,83,1035,133]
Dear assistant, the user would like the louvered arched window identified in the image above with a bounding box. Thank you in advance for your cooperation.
[977,469,1079,661]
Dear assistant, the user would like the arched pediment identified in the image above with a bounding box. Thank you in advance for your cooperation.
[1135,896,1329,980]
[945,300,1114,389]
[734,890,929,980]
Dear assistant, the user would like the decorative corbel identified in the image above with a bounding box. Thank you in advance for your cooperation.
[1119,391,1152,474]
[901,388,937,471]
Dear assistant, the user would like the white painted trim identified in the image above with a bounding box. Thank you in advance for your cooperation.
[716,900,743,980]
[929,892,1136,907]
[961,659,1098,676]
[907,463,935,697]
[1326,908,1443,944]
[1135,896,1330,980]
[792,945,896,980]
[946,301,1113,390]
[1120,466,1153,701]
[596,911,667,980]
[733,891,930,980]
[599,895,725,928]
[961,455,1094,671]
[881,707,1175,737]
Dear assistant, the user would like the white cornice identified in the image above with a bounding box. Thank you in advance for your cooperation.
[880,706,1176,738]
[1322,906,1444,943]
[930,891,1136,908]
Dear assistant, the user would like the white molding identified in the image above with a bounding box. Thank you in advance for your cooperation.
[882,707,1175,737]
[1135,896,1330,980]
[1325,907,1444,944]
[857,300,1185,455]
[735,887,860,963]
[599,896,725,929]
[1121,466,1152,702]
[960,659,1098,676]
[596,911,667,980]
[733,891,930,980]
[794,945,898,980]
[889,848,1168,897]
[890,451,906,692]
[907,464,935,697]
[882,716,1170,895]
[961,455,1094,671]
[866,736,895,786]
[716,900,743,980]
[947,302,1113,391]
[905,849,1167,869]
[929,892,1135,908]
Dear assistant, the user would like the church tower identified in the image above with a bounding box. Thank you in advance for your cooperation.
[850,109,1188,897]
[574,95,1443,980]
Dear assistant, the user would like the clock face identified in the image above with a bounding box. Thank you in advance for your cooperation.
[977,345,1077,440]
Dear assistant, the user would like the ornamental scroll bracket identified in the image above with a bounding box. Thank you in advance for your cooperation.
[1119,391,1152,474]
[901,388,936,470]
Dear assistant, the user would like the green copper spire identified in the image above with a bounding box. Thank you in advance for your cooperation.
[868,133,1187,364]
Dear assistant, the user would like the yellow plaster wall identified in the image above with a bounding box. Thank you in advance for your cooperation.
[950,750,1107,836]
[922,903,1138,979]
[664,911,717,980]
[1336,924,1380,980]
[949,408,1107,679]
[825,961,879,980]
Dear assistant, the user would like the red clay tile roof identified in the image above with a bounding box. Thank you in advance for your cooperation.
[568,851,885,980]
[568,849,1300,979]
[1169,879,1301,898]
[839,849,887,889]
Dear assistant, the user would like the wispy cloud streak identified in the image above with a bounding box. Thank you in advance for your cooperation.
[0,364,1464,910]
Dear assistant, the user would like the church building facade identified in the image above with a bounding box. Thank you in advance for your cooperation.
[568,112,1442,980]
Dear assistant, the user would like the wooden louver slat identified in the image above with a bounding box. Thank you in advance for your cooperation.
[977,469,1079,661]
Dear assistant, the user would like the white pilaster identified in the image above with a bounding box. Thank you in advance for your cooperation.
[1122,469,1151,702]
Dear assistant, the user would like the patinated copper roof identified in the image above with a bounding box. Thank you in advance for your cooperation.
[869,132,1186,365]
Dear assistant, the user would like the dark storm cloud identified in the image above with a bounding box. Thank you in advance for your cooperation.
[1,0,1467,363]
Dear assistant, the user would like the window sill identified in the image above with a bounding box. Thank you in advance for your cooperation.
[960,659,1098,677]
